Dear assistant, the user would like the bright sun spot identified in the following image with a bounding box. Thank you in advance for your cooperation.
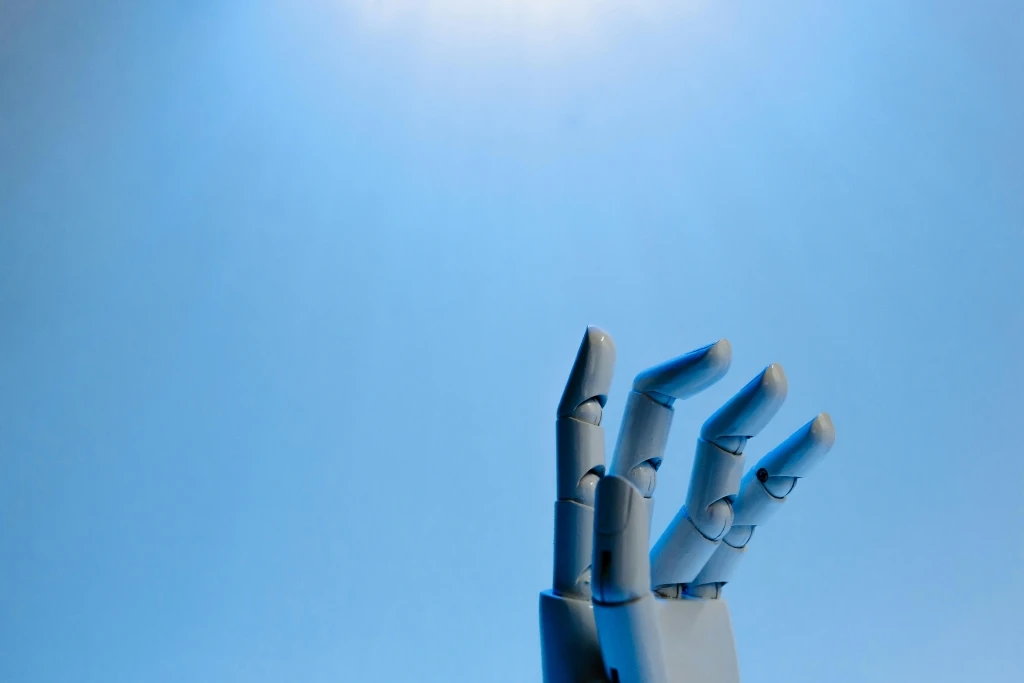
[338,0,696,54]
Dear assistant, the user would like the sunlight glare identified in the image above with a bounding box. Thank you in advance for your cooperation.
[340,0,702,54]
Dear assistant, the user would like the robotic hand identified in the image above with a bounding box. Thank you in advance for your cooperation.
[539,328,836,683]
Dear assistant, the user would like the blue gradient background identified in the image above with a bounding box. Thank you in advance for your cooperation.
[2,2,1022,681]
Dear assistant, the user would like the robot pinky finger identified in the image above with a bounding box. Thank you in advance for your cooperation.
[688,413,837,592]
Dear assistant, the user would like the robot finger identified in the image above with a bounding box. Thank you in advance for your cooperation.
[608,341,731,510]
[552,327,616,598]
[650,365,789,590]
[687,413,836,595]
[592,475,669,683]
[699,363,789,454]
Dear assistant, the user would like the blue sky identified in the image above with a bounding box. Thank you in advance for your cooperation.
[1,1,1022,681]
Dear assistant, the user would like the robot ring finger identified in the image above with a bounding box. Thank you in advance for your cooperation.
[539,327,836,683]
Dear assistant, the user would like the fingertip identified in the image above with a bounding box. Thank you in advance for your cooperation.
[595,475,641,534]
[700,363,788,442]
[584,325,616,355]
[558,326,617,417]
[705,338,733,373]
[758,412,837,477]
[759,363,789,399]
[630,339,732,402]
[809,412,836,449]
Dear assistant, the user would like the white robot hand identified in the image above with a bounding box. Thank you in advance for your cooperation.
[539,328,836,683]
